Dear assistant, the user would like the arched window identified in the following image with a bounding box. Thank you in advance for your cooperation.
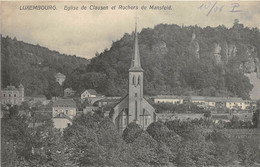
[138,76,140,85]
[132,75,135,85]
[135,101,138,120]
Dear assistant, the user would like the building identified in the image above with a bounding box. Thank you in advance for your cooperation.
[64,88,76,97]
[83,106,99,114]
[26,95,50,106]
[152,95,184,104]
[94,97,121,107]
[225,97,245,110]
[55,72,66,85]
[52,99,76,131]
[1,84,24,105]
[81,89,104,104]
[81,89,99,99]
[110,24,157,134]
[152,95,255,111]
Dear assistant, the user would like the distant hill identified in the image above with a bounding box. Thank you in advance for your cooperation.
[1,36,89,97]
[2,20,260,100]
[65,21,259,99]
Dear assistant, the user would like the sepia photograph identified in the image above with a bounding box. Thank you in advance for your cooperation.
[1,1,260,166]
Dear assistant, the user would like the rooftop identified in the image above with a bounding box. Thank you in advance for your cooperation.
[81,89,98,95]
[2,84,23,91]
[55,72,66,77]
[53,112,73,122]
[152,95,184,99]
[97,98,120,103]
[53,99,76,108]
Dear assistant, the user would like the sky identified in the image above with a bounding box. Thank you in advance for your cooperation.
[1,1,260,59]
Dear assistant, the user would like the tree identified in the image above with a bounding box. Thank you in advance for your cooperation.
[146,121,178,143]
[129,131,158,166]
[237,137,260,166]
[206,130,237,165]
[96,117,132,166]
[252,109,260,128]
[231,115,240,128]
[122,122,144,144]
[64,123,106,166]
[29,120,67,167]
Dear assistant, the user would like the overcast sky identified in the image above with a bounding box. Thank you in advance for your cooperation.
[1,1,260,59]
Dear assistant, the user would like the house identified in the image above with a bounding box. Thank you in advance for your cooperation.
[81,89,105,104]
[53,113,73,131]
[55,72,66,85]
[152,95,184,104]
[225,97,245,110]
[52,99,76,131]
[64,88,76,97]
[81,89,98,99]
[1,84,24,105]
[83,106,99,114]
[94,97,121,107]
[189,96,207,108]
[110,24,157,134]
[26,95,50,106]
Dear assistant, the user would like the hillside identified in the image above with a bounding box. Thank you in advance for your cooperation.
[1,36,89,97]
[245,73,260,100]
[2,20,260,100]
[65,21,260,99]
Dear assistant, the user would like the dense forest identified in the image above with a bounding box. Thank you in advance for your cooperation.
[1,35,89,97]
[2,20,260,99]
[65,19,260,99]
[1,104,260,167]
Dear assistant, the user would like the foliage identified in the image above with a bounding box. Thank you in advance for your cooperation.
[146,121,178,143]
[29,120,67,167]
[62,22,258,98]
[252,100,260,127]
[153,102,208,114]
[2,21,258,99]
[1,36,89,97]
[236,136,260,166]
[122,122,144,144]
[2,106,260,167]
[63,113,132,167]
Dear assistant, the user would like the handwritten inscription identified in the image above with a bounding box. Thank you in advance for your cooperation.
[198,1,243,16]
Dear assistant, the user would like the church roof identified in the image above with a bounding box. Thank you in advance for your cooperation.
[141,109,151,116]
[112,94,129,109]
[129,22,144,72]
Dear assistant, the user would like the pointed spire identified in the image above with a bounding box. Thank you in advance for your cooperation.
[129,20,143,72]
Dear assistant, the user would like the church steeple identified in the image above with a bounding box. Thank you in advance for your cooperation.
[129,22,144,72]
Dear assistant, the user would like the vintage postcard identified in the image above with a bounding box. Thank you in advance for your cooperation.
[1,1,260,167]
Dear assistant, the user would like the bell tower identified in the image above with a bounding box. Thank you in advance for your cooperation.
[128,22,144,124]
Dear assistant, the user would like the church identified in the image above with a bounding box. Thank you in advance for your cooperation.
[110,24,157,134]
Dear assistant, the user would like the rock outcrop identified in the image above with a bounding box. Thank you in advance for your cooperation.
[213,43,222,64]
[152,41,168,56]
[189,33,200,59]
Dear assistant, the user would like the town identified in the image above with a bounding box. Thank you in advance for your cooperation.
[1,5,260,165]
[1,27,258,132]
[1,24,260,167]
